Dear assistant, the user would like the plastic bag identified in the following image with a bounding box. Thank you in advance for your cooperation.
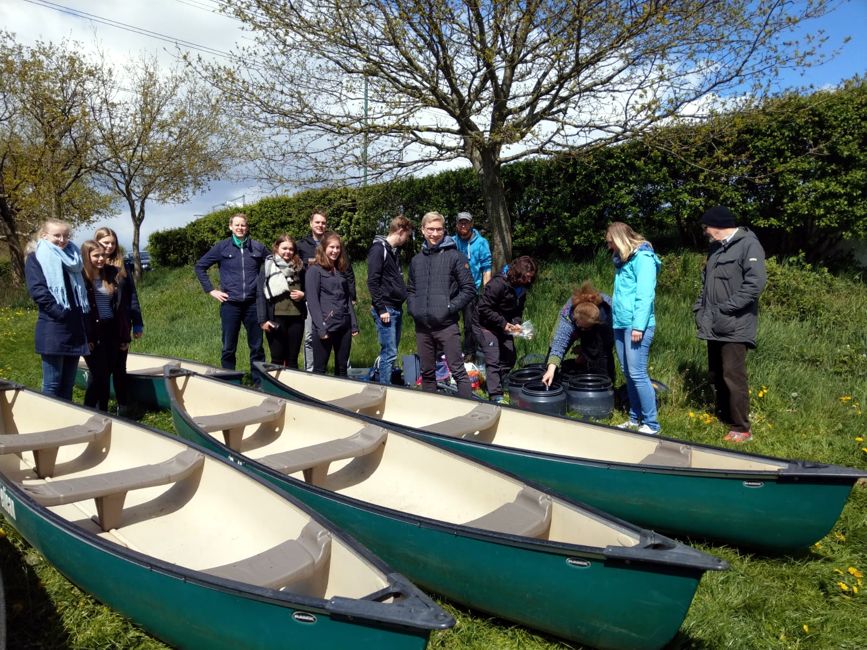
[513,319,535,340]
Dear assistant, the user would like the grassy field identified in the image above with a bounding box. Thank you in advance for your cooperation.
[0,252,865,649]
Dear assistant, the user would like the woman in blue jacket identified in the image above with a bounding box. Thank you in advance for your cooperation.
[24,219,90,400]
[606,222,661,434]
[304,232,358,376]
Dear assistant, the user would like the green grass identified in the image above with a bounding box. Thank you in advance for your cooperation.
[1,256,865,649]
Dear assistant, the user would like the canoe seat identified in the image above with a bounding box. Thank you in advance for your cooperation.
[193,397,286,451]
[23,449,205,531]
[425,403,501,438]
[128,361,181,376]
[641,440,693,467]
[328,384,387,415]
[203,522,332,593]
[0,416,111,478]
[462,487,552,539]
[257,424,388,485]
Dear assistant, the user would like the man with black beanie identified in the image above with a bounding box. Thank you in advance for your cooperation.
[693,206,767,443]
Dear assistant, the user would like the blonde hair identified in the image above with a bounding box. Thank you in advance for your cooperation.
[26,219,73,255]
[571,281,603,327]
[94,226,127,280]
[420,211,445,228]
[606,222,651,261]
[81,240,115,293]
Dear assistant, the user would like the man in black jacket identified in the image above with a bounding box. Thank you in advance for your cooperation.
[366,215,413,385]
[693,206,767,444]
[194,213,267,381]
[407,211,476,398]
[297,210,356,370]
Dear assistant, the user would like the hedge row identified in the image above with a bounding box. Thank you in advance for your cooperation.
[150,80,866,268]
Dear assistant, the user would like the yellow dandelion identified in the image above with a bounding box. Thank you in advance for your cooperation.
[862,448,867,454]
[834,532,846,542]
[839,395,852,402]
[802,624,809,633]
[857,437,865,443]
[813,542,822,549]
[854,586,860,594]
[838,581,850,592]
[688,411,695,418]
[848,567,863,579]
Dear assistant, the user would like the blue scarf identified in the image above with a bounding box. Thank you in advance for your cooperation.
[34,239,89,313]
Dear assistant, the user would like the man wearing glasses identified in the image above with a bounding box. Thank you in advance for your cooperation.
[407,211,476,398]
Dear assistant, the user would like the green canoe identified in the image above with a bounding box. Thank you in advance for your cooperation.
[0,380,452,650]
[255,362,867,552]
[167,369,726,650]
[75,353,243,410]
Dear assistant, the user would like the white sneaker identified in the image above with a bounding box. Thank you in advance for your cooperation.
[615,420,639,429]
[637,424,659,435]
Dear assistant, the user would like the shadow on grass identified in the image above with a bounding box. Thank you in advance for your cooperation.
[677,361,714,409]
[0,535,70,649]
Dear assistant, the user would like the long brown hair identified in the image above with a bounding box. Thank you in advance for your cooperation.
[571,281,603,327]
[313,231,348,272]
[81,240,115,293]
[93,226,127,280]
[272,234,302,268]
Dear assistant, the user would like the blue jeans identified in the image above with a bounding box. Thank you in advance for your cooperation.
[371,307,402,385]
[220,300,265,382]
[614,327,659,431]
[41,354,80,400]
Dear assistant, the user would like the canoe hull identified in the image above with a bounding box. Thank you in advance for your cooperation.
[257,367,863,551]
[171,406,710,650]
[0,478,433,650]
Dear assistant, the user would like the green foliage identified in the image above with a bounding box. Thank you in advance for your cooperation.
[153,81,867,271]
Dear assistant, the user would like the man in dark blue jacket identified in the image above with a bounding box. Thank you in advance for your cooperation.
[407,211,476,398]
[195,213,267,381]
[366,215,413,385]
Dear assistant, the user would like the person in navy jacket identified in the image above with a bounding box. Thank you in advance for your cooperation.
[195,213,267,382]
[24,219,90,400]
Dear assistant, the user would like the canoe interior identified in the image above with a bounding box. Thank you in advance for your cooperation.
[263,367,788,473]
[0,387,393,602]
[168,372,647,552]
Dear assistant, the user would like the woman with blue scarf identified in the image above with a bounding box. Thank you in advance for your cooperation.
[606,222,662,435]
[24,219,89,399]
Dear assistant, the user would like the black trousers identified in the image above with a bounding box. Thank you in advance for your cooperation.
[312,325,352,376]
[707,340,750,432]
[459,294,484,357]
[85,319,119,412]
[416,323,472,398]
[479,326,516,398]
[266,314,305,369]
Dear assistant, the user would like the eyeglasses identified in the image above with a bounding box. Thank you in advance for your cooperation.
[424,227,444,233]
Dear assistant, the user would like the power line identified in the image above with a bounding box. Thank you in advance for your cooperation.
[19,0,239,61]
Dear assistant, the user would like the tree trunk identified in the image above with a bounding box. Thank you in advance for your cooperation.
[0,196,26,285]
[472,147,512,269]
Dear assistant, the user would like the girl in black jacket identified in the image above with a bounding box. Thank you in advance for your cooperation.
[94,227,144,415]
[304,232,358,376]
[257,235,307,368]
[81,239,126,411]
[477,256,538,402]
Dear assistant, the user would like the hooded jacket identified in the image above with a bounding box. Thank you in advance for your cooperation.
[452,227,492,290]
[366,235,407,314]
[407,236,476,330]
[693,227,767,347]
[611,243,661,332]
[305,263,358,336]
[477,274,527,332]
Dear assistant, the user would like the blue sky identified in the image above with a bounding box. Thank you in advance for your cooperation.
[2,0,865,249]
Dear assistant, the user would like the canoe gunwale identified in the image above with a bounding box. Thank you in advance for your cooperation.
[168,373,727,576]
[255,364,867,487]
[0,385,453,633]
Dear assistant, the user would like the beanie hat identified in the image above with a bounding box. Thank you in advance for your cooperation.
[701,206,736,228]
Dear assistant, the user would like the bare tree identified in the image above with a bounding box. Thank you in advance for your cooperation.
[0,35,111,283]
[94,57,239,278]
[200,0,837,265]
